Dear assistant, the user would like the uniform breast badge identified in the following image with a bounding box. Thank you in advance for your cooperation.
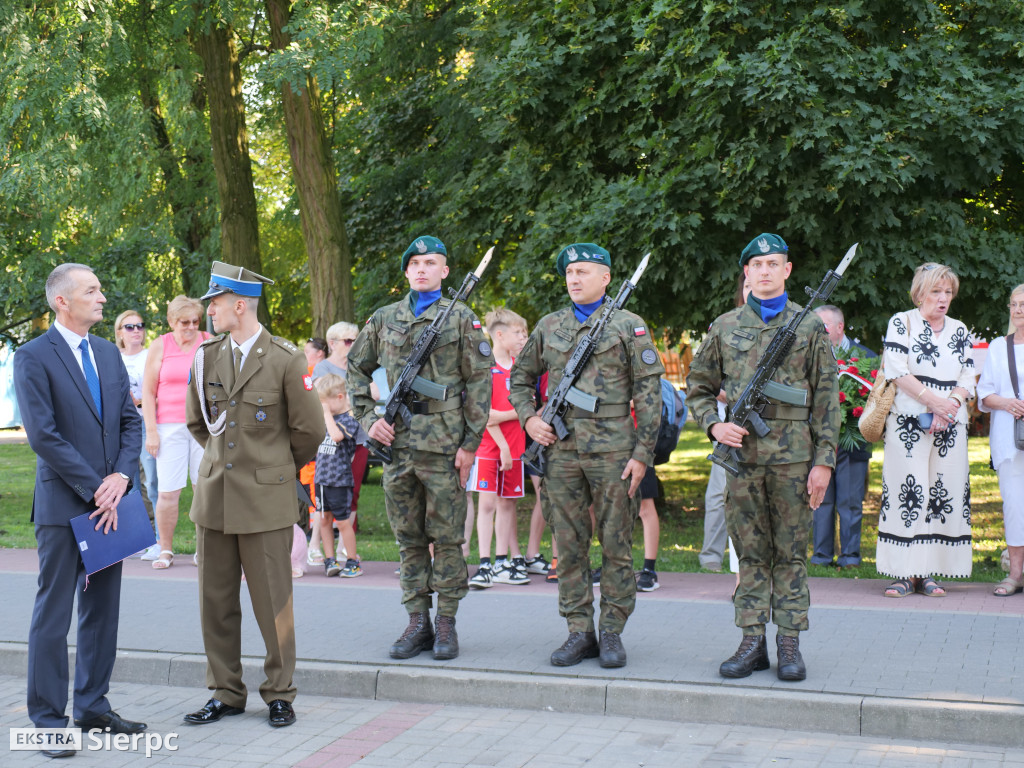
[256,409,267,422]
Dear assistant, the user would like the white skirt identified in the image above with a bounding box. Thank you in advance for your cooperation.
[875,412,972,579]
[997,451,1024,547]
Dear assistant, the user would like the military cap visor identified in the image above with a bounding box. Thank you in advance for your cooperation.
[200,261,274,300]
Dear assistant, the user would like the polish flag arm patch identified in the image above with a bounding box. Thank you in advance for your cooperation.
[633,327,647,336]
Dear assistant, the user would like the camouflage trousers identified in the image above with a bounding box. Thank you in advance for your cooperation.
[383,449,469,617]
[540,448,638,633]
[726,461,812,633]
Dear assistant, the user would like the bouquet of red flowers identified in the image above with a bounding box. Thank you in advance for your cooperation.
[834,356,879,451]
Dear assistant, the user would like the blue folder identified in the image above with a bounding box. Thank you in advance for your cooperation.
[70,491,156,576]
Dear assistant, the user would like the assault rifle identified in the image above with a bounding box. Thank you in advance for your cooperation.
[521,253,651,476]
[366,247,494,464]
[709,243,858,476]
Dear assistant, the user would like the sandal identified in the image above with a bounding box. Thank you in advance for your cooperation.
[884,578,913,598]
[917,577,945,597]
[152,551,174,570]
[993,576,1024,596]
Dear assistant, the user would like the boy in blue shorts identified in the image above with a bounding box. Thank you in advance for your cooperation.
[470,308,531,588]
[314,374,361,578]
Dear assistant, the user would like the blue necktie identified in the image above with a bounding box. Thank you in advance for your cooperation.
[78,338,103,418]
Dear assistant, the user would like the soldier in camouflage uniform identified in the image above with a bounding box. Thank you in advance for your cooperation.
[347,236,492,661]
[509,243,664,669]
[686,234,839,682]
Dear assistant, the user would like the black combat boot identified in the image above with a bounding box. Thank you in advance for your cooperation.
[719,635,770,678]
[598,631,627,668]
[550,631,599,666]
[776,634,807,681]
[433,615,459,660]
[389,611,433,659]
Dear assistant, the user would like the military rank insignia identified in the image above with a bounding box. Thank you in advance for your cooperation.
[303,374,313,391]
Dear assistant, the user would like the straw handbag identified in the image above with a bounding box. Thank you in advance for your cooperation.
[858,364,896,443]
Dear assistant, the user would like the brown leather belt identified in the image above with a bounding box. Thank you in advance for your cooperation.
[572,402,632,419]
[759,404,811,421]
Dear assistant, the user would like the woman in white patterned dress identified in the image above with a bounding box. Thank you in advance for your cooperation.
[877,263,976,597]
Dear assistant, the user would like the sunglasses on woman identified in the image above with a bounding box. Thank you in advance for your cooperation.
[122,323,146,331]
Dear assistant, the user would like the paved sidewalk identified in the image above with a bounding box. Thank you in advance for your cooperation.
[1,549,1023,752]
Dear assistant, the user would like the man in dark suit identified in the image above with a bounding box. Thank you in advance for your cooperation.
[13,263,146,757]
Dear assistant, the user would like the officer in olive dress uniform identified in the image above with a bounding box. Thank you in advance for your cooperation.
[686,234,839,681]
[508,243,664,669]
[183,262,324,728]
[347,236,492,661]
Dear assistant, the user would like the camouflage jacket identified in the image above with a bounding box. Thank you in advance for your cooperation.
[686,301,839,468]
[509,303,664,465]
[347,293,492,454]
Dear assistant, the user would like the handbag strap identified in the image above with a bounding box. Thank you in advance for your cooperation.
[1008,334,1022,400]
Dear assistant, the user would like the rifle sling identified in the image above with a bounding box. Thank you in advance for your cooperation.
[759,403,811,421]
[571,402,631,419]
[411,398,463,415]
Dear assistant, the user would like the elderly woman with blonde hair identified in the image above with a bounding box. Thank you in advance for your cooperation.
[978,284,1024,596]
[142,295,211,569]
[877,263,976,598]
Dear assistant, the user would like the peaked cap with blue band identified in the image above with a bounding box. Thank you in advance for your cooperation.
[555,243,611,276]
[739,233,789,267]
[401,236,447,271]
[200,260,275,300]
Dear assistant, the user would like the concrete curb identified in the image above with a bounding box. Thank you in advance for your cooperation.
[2,641,1021,748]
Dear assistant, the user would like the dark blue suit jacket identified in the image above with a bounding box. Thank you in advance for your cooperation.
[13,326,141,524]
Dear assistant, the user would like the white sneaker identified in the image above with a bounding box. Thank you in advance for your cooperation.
[139,543,161,561]
[493,558,530,585]
[307,547,324,566]
[524,554,550,575]
[469,565,494,589]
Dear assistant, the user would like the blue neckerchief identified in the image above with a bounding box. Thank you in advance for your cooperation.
[410,289,441,318]
[573,296,605,324]
[746,291,788,323]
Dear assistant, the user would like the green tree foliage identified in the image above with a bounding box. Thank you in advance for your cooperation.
[337,0,1024,341]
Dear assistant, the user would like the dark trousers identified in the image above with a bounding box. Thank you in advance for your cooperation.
[811,448,869,567]
[28,525,122,727]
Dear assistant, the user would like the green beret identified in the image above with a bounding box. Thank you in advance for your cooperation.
[402,236,447,271]
[740,233,789,266]
[555,243,611,277]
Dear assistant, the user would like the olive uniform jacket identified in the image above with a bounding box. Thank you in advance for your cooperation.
[347,294,492,455]
[186,328,324,534]
[687,300,840,468]
[509,304,664,465]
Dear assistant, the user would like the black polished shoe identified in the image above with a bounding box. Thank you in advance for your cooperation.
[268,699,296,727]
[183,698,245,725]
[433,615,459,660]
[776,634,807,681]
[719,635,770,678]
[74,710,147,734]
[389,611,434,659]
[41,749,76,758]
[550,631,599,666]
[598,631,627,668]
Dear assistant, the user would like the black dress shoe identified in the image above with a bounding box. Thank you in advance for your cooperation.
[719,635,770,678]
[74,710,147,734]
[268,699,296,728]
[433,614,459,660]
[550,631,599,666]
[41,748,76,758]
[598,631,627,668]
[389,611,434,659]
[776,634,807,681]
[183,698,245,725]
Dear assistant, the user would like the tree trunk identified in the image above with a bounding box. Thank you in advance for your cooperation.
[190,10,270,328]
[265,0,355,335]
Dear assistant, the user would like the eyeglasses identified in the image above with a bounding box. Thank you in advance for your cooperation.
[178,319,201,327]
[343,339,356,345]
[121,323,145,331]
[1010,302,1024,312]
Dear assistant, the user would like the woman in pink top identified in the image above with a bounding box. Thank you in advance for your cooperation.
[142,295,211,569]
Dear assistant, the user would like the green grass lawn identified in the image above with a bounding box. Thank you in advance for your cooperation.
[0,424,1008,581]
